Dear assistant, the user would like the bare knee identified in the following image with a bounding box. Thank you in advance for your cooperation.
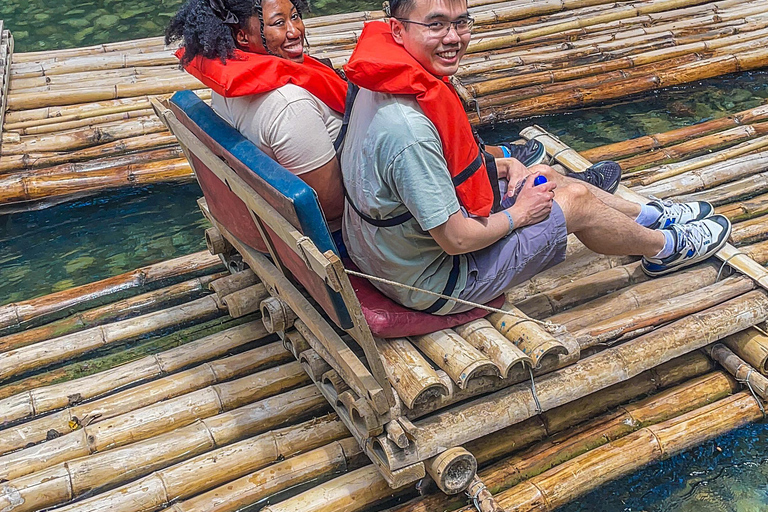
[556,183,593,230]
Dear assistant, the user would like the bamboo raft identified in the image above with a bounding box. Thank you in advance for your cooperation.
[4,114,768,510]
[2,0,768,209]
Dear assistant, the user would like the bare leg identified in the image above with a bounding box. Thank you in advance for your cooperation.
[531,165,642,219]
[554,182,664,258]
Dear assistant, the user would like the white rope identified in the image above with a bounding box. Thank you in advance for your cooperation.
[716,251,745,282]
[343,268,559,332]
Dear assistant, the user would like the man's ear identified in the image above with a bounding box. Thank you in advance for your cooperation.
[390,17,405,45]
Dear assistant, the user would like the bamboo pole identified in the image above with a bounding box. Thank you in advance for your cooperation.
[0,273,224,353]
[487,305,570,367]
[580,103,768,162]
[0,360,311,481]
[479,391,763,512]
[410,330,500,388]
[371,290,768,471]
[209,269,259,298]
[674,169,768,207]
[0,295,224,383]
[376,337,448,409]
[722,326,768,374]
[573,275,754,349]
[0,323,277,451]
[454,319,533,377]
[0,385,330,512]
[708,343,768,398]
[0,251,222,332]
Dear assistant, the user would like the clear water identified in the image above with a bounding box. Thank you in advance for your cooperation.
[3,2,768,510]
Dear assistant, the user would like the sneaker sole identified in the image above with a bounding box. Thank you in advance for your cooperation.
[641,220,732,277]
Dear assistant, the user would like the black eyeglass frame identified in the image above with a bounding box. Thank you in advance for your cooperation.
[394,16,475,35]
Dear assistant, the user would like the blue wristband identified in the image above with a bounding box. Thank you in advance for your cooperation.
[500,145,512,158]
[503,210,515,236]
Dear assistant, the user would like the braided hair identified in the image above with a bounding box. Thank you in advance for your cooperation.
[166,0,310,66]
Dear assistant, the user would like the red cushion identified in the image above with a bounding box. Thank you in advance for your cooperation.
[347,273,504,339]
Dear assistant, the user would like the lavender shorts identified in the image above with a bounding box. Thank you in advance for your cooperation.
[451,179,568,313]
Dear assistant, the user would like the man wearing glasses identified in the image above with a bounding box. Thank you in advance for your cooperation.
[339,0,729,315]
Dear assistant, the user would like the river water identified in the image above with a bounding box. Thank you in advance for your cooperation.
[2,1,768,510]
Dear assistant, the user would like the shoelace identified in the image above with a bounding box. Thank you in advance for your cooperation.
[674,220,711,254]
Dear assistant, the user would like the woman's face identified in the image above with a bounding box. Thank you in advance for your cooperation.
[236,0,305,62]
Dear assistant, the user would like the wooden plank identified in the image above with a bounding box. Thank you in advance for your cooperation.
[199,199,391,417]
[520,125,768,293]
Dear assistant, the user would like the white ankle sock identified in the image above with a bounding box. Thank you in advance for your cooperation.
[635,203,662,227]
[653,230,676,259]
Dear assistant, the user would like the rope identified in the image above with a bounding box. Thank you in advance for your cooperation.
[716,251,745,282]
[343,268,559,332]
[528,364,543,415]
[468,480,489,512]
[736,365,766,418]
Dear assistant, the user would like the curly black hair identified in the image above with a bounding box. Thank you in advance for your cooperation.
[166,0,310,66]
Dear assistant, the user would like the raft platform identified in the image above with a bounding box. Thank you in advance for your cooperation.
[2,0,768,510]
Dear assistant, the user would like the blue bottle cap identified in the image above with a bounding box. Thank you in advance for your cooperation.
[533,175,547,186]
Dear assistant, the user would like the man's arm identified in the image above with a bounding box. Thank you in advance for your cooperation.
[429,178,556,255]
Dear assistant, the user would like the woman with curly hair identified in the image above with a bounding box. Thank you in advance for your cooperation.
[166,0,347,221]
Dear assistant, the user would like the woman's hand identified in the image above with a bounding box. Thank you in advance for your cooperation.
[508,177,557,229]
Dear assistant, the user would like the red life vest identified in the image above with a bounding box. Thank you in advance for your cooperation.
[177,48,348,114]
[344,22,496,217]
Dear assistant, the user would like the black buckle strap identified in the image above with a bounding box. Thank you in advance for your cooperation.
[333,83,359,152]
[451,151,483,188]
[422,255,461,314]
[344,186,414,227]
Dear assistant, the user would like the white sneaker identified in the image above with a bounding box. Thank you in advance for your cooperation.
[646,196,714,230]
[642,215,731,277]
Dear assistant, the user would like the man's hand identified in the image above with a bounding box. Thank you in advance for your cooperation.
[508,177,556,229]
[495,157,530,184]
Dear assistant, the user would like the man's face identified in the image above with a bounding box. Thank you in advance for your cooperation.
[390,0,471,77]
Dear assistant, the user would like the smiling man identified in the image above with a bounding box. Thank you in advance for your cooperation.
[339,0,731,314]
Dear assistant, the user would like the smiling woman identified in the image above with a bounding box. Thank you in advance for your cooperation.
[165,0,348,223]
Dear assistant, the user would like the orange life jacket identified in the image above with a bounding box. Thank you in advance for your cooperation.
[177,48,348,114]
[344,22,498,217]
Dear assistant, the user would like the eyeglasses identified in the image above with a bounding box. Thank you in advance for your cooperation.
[395,16,474,37]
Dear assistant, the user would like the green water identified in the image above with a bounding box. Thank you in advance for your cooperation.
[3,2,768,510]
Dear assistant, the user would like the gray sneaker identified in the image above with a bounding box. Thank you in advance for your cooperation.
[646,196,714,229]
[641,215,731,277]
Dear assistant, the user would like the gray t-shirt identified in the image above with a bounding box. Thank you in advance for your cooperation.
[341,89,468,314]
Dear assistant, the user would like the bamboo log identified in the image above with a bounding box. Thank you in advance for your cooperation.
[581,103,768,162]
[425,447,478,495]
[723,326,768,374]
[674,169,768,207]
[573,276,754,348]
[389,369,737,512]
[487,306,569,368]
[730,213,768,246]
[0,295,223,383]
[410,329,500,388]
[0,319,271,431]
[454,319,533,377]
[0,385,329,512]
[0,273,224,353]
[0,360,310,481]
[220,284,269,318]
[376,337,448,409]
[208,269,258,297]
[717,191,768,222]
[205,227,231,255]
[708,343,768,399]
[479,391,763,512]
[0,251,222,332]
[371,290,768,471]
[260,296,299,333]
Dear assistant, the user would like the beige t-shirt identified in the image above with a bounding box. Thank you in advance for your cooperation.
[211,84,342,175]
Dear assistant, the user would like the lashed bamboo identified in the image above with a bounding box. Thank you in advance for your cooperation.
[371,290,768,471]
[0,319,270,430]
[717,191,768,222]
[0,250,222,332]
[0,385,329,512]
[0,295,223,382]
[487,305,569,367]
[475,390,763,512]
[708,343,768,398]
[573,276,754,349]
[729,212,768,245]
[388,370,737,512]
[209,269,259,298]
[0,273,224,352]
[410,330,499,388]
[0,360,310,481]
[454,319,533,377]
[58,416,352,512]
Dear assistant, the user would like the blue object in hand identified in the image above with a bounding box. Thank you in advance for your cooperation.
[533,175,547,186]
